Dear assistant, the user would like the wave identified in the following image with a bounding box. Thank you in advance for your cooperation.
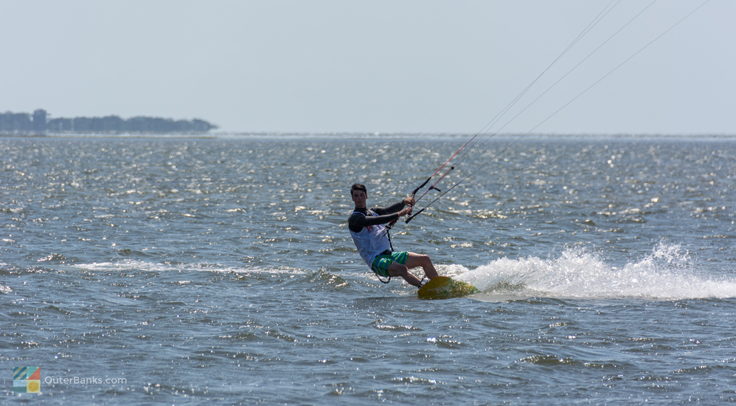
[68,260,348,291]
[70,260,305,275]
[447,243,736,300]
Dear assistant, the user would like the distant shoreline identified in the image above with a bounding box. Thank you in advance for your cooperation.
[212,132,736,142]
[3,131,734,142]
[0,132,216,139]
[0,109,217,135]
[214,131,736,138]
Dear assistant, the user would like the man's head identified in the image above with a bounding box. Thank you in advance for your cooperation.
[350,183,367,208]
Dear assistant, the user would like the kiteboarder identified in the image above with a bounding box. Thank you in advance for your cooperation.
[348,183,439,288]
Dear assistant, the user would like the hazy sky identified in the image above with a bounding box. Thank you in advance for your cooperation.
[2,0,734,134]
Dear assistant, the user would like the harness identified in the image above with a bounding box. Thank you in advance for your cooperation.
[350,209,399,284]
[375,223,396,284]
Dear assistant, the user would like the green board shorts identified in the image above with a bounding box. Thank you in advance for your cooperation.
[371,251,408,277]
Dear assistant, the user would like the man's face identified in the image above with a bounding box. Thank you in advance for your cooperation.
[351,189,367,207]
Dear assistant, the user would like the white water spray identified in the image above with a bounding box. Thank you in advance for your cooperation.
[448,243,736,300]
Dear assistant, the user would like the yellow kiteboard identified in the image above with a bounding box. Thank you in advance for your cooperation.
[417,276,479,300]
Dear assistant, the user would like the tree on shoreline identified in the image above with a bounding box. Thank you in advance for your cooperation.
[0,109,217,134]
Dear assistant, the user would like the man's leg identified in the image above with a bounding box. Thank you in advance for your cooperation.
[404,252,439,279]
[387,262,422,288]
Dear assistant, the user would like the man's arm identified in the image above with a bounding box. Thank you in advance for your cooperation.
[348,211,400,233]
[371,201,405,216]
[373,195,415,215]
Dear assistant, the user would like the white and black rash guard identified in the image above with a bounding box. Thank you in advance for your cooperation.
[348,201,406,267]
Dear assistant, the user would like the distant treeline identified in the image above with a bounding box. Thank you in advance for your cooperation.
[0,109,217,134]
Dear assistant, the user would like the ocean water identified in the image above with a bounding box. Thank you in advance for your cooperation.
[1,134,735,404]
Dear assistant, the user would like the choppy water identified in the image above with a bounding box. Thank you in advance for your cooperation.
[1,135,735,404]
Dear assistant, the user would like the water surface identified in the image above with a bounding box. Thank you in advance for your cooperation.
[1,135,735,404]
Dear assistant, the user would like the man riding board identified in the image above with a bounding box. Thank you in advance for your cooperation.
[347,183,439,288]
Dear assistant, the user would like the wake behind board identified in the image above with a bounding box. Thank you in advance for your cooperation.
[417,276,479,300]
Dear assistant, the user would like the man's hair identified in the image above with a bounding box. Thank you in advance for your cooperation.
[350,183,367,196]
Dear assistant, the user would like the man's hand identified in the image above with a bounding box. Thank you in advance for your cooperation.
[398,205,413,217]
[403,195,416,207]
